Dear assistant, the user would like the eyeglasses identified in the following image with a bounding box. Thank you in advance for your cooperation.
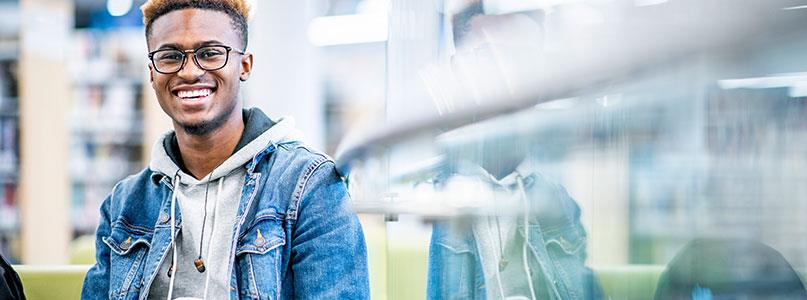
[148,45,245,74]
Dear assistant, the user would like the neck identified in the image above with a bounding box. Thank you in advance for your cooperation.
[175,111,244,179]
[484,156,525,180]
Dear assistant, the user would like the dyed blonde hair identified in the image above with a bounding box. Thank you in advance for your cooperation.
[141,0,251,48]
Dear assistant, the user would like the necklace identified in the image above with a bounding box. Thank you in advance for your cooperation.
[495,213,509,271]
[194,170,217,273]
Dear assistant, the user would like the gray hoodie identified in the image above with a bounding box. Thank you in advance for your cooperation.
[147,108,303,299]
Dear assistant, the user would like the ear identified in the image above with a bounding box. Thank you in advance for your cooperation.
[148,63,155,83]
[239,52,253,81]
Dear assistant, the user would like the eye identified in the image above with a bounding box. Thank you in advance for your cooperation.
[197,47,225,60]
[155,50,183,62]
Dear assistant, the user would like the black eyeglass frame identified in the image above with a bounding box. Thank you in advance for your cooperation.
[148,45,246,74]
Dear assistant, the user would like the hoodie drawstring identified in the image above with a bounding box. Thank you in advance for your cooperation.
[517,175,538,300]
[202,177,224,299]
[167,171,181,300]
[166,170,224,300]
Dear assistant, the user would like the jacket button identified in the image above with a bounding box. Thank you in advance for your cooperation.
[120,236,132,251]
[159,212,170,223]
[255,229,266,246]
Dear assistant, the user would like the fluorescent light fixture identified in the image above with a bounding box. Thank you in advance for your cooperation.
[483,0,599,14]
[107,0,132,17]
[719,73,807,97]
[308,13,388,47]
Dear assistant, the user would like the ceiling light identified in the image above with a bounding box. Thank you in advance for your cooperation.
[107,0,132,17]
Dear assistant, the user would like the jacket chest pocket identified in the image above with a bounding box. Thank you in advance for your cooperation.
[102,223,153,300]
[235,215,286,300]
[430,222,484,300]
[536,224,591,300]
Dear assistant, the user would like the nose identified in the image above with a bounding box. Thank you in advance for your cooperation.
[176,52,205,81]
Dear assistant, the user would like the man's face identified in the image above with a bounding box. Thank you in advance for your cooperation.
[147,9,253,135]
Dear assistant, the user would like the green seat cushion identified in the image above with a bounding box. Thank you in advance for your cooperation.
[12,263,671,299]
[14,265,89,300]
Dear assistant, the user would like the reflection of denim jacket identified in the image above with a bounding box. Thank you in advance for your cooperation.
[82,142,370,299]
[427,164,602,300]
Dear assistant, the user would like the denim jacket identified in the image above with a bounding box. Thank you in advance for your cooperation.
[427,163,602,300]
[82,141,370,299]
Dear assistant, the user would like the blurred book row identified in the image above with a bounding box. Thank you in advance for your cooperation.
[67,29,146,235]
[0,21,148,260]
[0,1,18,259]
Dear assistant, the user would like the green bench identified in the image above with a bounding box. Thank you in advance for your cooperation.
[14,265,88,300]
[14,264,666,300]
[13,235,667,299]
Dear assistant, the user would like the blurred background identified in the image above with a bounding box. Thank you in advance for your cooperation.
[3,0,807,299]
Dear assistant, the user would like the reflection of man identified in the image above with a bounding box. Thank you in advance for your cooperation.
[426,4,602,300]
[82,1,369,299]
[428,136,602,300]
[445,3,544,107]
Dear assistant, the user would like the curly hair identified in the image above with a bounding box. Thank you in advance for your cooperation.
[141,0,251,49]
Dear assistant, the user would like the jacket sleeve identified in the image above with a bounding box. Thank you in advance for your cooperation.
[290,161,370,299]
[81,194,112,299]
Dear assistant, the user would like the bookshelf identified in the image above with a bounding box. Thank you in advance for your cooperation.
[0,0,19,262]
[67,28,147,235]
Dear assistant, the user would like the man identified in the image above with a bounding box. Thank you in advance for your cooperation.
[82,1,369,299]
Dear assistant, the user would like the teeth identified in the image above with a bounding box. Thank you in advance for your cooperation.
[178,89,212,99]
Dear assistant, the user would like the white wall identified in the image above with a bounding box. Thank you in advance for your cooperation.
[244,0,325,149]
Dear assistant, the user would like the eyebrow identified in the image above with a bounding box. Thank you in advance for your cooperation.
[156,40,227,50]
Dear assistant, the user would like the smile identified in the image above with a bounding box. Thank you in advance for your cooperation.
[176,88,213,100]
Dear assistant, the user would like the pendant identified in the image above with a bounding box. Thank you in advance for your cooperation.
[499,258,509,271]
[194,258,206,273]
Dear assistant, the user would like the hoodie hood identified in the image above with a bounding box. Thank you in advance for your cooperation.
[149,113,304,186]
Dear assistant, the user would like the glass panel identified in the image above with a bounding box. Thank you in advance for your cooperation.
[339,0,807,298]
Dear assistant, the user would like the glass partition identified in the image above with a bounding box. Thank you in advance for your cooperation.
[338,0,807,299]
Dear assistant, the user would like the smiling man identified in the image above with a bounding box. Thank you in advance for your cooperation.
[81,1,369,299]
